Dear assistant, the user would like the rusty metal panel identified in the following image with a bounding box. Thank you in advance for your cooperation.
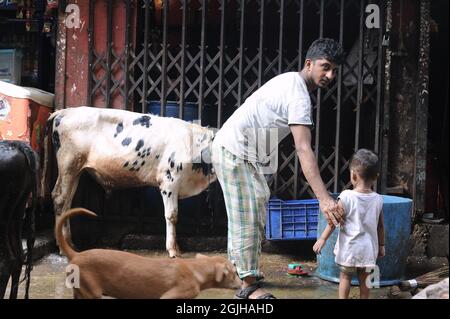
[86,0,133,109]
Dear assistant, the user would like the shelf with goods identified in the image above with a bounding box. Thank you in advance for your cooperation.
[0,0,18,11]
[0,0,56,91]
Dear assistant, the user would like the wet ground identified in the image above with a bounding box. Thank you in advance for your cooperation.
[9,250,390,299]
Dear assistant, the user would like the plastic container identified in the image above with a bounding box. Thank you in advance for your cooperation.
[147,100,217,126]
[0,80,54,170]
[147,100,199,122]
[315,195,413,286]
[265,198,319,240]
[0,49,22,85]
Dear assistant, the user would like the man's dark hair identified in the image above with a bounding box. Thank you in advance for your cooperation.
[349,149,379,182]
[305,38,346,65]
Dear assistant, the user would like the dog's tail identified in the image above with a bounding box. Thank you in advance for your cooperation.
[55,208,97,260]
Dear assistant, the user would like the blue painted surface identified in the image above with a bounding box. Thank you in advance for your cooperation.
[316,195,412,286]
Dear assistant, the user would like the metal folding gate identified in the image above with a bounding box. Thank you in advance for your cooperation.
[87,0,385,201]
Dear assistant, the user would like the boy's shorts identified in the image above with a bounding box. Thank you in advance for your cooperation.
[338,265,375,275]
[339,265,357,275]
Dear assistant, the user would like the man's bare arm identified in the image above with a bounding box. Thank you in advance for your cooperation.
[290,124,344,225]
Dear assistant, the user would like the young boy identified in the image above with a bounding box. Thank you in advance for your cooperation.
[313,149,385,299]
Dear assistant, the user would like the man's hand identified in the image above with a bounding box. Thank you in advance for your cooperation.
[378,246,385,258]
[320,195,344,226]
[313,239,326,255]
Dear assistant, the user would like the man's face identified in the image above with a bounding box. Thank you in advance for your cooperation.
[306,58,338,89]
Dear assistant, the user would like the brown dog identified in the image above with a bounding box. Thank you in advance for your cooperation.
[56,208,242,299]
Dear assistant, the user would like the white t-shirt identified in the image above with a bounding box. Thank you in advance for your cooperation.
[213,72,313,163]
[334,190,384,268]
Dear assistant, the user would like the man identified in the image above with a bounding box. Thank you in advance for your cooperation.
[212,38,346,299]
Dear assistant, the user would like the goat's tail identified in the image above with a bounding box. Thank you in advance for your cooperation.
[55,208,97,261]
[41,109,64,199]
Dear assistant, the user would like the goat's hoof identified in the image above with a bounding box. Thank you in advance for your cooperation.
[168,250,181,258]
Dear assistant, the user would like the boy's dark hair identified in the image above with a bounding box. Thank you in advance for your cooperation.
[350,149,379,182]
[305,38,346,65]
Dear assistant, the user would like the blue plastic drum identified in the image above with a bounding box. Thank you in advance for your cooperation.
[316,195,412,286]
[147,101,199,121]
[147,100,217,127]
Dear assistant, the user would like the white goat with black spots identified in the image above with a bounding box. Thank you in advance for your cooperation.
[45,106,216,257]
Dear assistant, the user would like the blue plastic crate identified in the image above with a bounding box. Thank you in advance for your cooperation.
[265,198,319,240]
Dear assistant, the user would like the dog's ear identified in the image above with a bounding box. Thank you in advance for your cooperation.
[195,253,208,259]
[215,262,229,282]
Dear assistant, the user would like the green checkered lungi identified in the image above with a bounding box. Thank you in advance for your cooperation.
[212,142,271,279]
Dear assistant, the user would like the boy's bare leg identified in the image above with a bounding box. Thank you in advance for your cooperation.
[338,272,352,299]
[357,269,370,299]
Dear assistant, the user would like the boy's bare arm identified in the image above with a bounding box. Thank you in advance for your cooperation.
[319,224,336,241]
[319,200,344,240]
[313,200,342,254]
[313,224,335,254]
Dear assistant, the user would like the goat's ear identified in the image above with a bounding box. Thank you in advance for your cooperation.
[195,253,208,259]
[215,263,228,282]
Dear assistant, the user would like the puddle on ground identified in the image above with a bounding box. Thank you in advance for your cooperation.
[8,250,390,299]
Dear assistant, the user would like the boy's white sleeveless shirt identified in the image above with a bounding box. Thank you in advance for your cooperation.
[334,189,384,267]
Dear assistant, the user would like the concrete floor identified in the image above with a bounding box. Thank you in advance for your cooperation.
[10,250,390,299]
